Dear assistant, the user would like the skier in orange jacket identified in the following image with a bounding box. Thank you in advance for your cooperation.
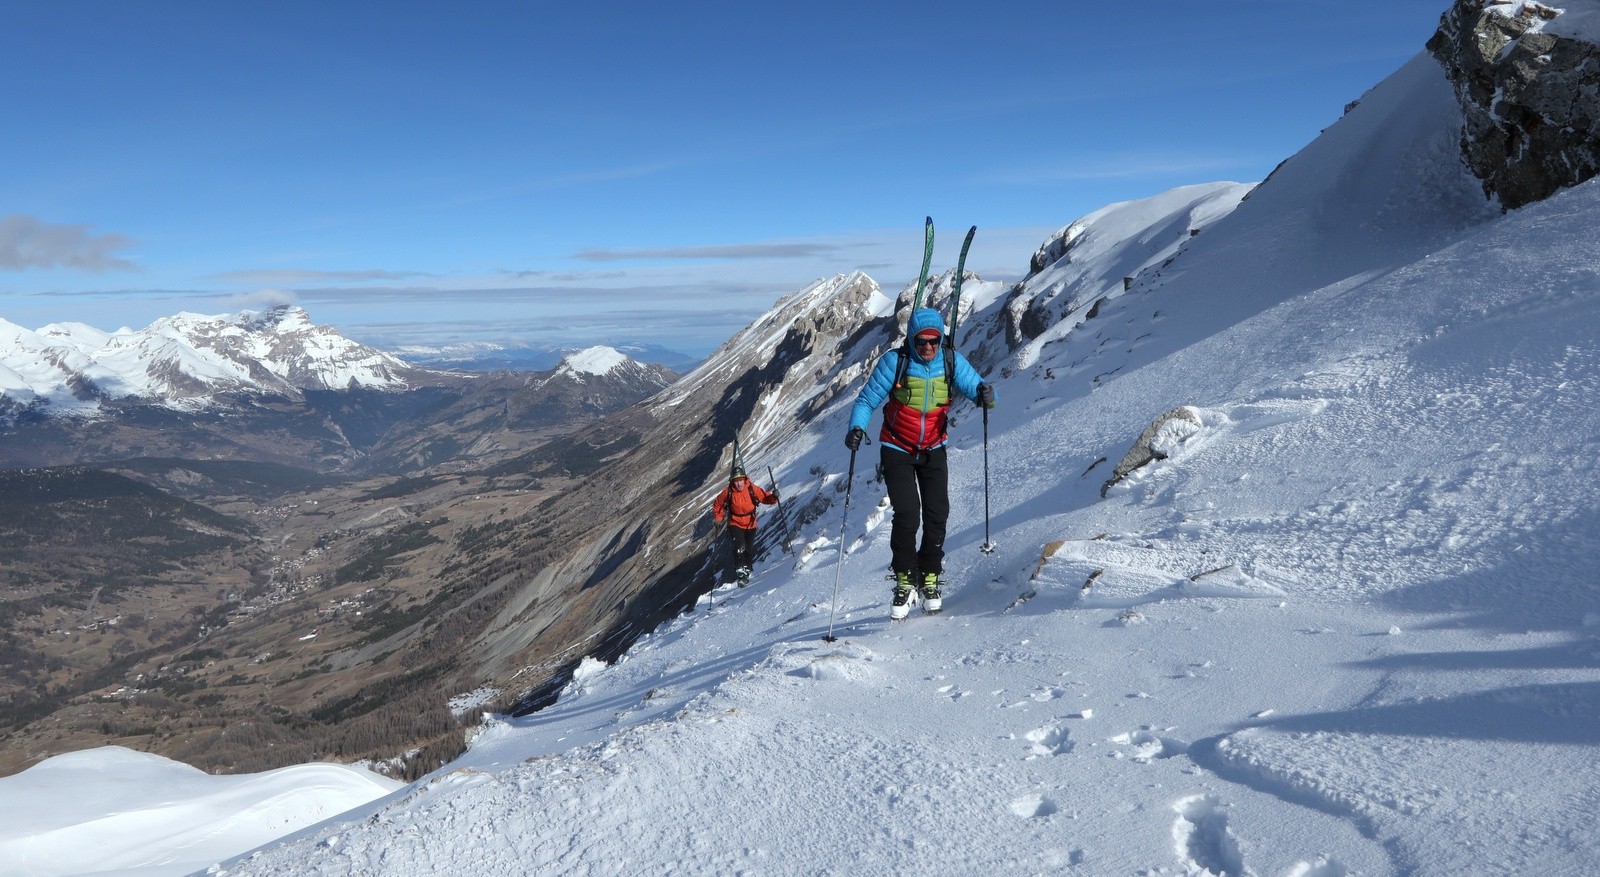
[712,466,778,586]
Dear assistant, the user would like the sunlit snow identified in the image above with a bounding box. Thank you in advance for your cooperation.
[559,345,629,377]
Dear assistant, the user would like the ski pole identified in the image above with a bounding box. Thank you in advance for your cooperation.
[766,464,795,554]
[708,517,727,611]
[981,405,996,554]
[823,446,858,642]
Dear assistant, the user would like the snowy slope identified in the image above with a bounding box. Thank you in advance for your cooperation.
[0,747,401,877]
[9,35,1600,877]
[0,318,99,412]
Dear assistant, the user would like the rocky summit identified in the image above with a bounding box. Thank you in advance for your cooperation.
[1428,0,1600,209]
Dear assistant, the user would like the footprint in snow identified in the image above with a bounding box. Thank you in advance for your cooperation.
[781,642,879,683]
[1108,609,1147,627]
[1109,729,1186,762]
[1172,794,1248,877]
[1008,792,1060,819]
[1024,723,1074,757]
[1284,855,1350,877]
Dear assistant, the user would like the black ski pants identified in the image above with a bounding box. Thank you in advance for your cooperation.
[729,525,757,571]
[880,445,949,575]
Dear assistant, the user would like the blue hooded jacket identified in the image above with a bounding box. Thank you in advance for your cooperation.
[849,307,988,452]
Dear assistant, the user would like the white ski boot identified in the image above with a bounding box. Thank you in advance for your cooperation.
[920,572,942,614]
[890,571,914,621]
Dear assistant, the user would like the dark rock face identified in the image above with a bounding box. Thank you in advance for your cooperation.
[1428,0,1600,209]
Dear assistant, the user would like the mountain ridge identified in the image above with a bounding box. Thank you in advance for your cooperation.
[0,305,419,416]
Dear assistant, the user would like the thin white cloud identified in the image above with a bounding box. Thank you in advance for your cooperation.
[0,214,137,271]
[209,268,431,285]
[290,282,771,306]
[502,268,634,282]
[30,287,205,298]
[346,305,766,354]
[223,288,300,310]
[573,243,846,263]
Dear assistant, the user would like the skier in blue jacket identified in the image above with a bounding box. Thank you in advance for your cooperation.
[845,307,995,619]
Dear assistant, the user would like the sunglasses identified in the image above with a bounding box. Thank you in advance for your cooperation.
[913,336,942,348]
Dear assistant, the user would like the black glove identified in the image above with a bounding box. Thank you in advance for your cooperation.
[844,427,865,451]
[976,383,995,408]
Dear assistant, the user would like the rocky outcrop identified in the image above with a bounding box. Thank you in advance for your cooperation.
[1427,0,1600,209]
[1101,406,1203,497]
[998,184,1252,355]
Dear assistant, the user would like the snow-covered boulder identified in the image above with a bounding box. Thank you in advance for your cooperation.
[1101,405,1204,496]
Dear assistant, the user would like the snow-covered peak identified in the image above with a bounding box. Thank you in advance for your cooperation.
[1006,181,1254,370]
[35,321,113,351]
[662,271,881,407]
[559,345,629,377]
[0,306,418,415]
[0,318,100,413]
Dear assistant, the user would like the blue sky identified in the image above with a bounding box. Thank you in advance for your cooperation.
[2,1,1450,357]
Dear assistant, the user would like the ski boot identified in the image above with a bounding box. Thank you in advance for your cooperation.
[920,571,942,615]
[735,566,751,588]
[890,570,914,621]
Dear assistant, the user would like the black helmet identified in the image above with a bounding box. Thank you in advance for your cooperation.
[732,466,746,479]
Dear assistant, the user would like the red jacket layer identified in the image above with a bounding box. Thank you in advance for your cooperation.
[713,478,775,530]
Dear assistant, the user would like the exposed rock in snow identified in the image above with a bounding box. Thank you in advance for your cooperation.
[1102,405,1205,496]
[1429,0,1600,209]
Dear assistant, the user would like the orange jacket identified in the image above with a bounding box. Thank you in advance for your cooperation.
[713,477,775,530]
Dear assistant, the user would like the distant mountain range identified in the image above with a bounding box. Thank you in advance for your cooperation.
[0,302,697,422]
[389,339,701,373]
[0,307,678,472]
[0,306,416,415]
[0,305,681,424]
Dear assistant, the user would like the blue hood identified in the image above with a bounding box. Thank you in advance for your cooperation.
[907,307,946,340]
